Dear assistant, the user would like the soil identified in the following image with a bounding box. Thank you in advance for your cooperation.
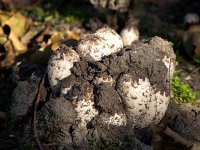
[162,101,200,142]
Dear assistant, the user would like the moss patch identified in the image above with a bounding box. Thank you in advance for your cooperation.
[172,76,198,104]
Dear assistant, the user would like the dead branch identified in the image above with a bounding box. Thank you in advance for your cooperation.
[33,71,46,150]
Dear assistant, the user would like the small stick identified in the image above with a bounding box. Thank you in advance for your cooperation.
[163,126,193,148]
[33,71,46,150]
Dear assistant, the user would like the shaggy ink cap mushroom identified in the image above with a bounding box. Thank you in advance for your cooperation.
[120,25,139,46]
[47,44,80,94]
[184,13,199,25]
[117,75,170,128]
[89,0,131,12]
[95,27,124,53]
[77,27,123,61]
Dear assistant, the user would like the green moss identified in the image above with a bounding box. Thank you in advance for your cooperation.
[172,76,197,104]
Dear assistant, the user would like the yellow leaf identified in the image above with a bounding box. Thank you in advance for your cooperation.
[47,32,64,45]
[8,31,27,55]
[66,30,80,41]
[0,36,7,45]
[5,13,30,38]
[0,11,10,24]
[51,41,61,51]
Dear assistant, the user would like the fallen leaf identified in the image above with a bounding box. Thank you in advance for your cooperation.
[45,31,64,51]
[4,13,30,38]
[66,30,81,41]
[0,11,10,23]
[8,31,27,55]
[47,32,64,45]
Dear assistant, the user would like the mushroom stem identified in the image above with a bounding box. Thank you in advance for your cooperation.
[107,10,118,29]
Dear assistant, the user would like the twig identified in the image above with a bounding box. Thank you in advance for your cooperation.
[163,126,193,148]
[33,71,46,150]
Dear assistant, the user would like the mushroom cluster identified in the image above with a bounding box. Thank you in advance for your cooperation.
[45,27,176,148]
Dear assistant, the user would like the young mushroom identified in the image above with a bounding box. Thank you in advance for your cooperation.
[184,13,199,25]
[47,44,80,94]
[120,0,140,46]
[77,27,123,61]
[120,25,139,46]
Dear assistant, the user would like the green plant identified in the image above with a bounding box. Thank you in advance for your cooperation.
[172,76,197,104]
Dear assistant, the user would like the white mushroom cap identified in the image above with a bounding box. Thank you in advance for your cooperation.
[95,27,123,53]
[77,34,111,61]
[117,74,170,128]
[89,0,131,12]
[77,27,123,61]
[184,13,199,24]
[120,25,139,46]
[47,44,80,93]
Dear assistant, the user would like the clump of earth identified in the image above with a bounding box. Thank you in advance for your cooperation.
[10,30,200,149]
